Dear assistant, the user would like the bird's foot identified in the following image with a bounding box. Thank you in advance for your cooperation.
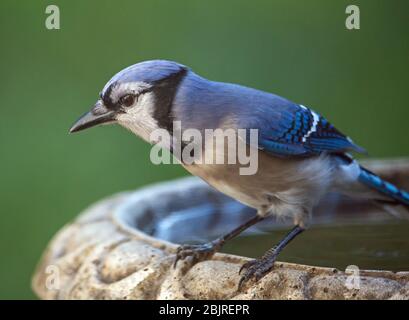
[174,241,220,268]
[238,248,278,291]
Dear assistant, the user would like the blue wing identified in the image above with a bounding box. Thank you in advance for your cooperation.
[258,104,365,157]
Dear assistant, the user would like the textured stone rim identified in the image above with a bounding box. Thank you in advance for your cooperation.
[32,159,409,299]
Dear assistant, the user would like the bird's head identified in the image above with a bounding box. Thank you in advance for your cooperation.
[69,60,188,141]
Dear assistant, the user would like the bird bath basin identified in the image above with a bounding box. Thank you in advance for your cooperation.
[32,158,409,299]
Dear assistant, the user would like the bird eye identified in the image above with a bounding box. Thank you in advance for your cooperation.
[119,94,136,107]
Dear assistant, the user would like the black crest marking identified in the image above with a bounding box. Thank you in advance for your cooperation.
[151,67,187,132]
[101,83,119,111]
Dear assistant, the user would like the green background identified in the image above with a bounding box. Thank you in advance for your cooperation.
[0,0,408,299]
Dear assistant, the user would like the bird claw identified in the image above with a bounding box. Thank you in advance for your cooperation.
[238,253,278,291]
[173,242,218,268]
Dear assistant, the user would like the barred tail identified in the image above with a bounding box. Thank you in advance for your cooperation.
[359,166,409,207]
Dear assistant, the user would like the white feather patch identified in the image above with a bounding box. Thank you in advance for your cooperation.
[299,105,319,143]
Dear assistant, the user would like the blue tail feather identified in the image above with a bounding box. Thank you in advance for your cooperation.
[359,166,409,206]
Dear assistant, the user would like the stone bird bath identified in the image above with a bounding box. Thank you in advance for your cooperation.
[32,159,409,299]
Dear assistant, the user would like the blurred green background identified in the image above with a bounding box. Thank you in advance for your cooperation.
[0,0,408,299]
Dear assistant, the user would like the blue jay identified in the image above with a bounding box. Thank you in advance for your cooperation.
[70,60,409,290]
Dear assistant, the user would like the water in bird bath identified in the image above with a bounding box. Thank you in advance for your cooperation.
[223,221,409,272]
[141,192,409,272]
[143,189,409,272]
[144,190,409,272]
[123,163,409,273]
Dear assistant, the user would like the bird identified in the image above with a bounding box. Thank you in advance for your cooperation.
[70,60,409,290]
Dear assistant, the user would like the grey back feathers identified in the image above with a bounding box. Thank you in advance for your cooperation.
[172,69,298,135]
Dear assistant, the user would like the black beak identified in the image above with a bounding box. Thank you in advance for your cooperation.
[69,101,116,133]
